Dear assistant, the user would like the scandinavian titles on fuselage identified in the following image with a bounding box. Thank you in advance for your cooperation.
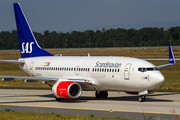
[95,61,122,68]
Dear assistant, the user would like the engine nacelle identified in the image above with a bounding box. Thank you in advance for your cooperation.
[52,81,82,99]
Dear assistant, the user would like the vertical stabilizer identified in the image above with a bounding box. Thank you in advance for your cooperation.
[13,3,53,58]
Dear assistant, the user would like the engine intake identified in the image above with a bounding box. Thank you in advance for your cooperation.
[52,81,82,99]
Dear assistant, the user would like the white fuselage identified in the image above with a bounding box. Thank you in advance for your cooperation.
[19,56,164,92]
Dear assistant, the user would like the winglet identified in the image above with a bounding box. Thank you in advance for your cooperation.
[157,45,175,69]
[168,45,175,65]
[13,3,53,58]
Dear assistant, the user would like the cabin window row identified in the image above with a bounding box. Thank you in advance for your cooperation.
[92,68,120,72]
[35,67,90,72]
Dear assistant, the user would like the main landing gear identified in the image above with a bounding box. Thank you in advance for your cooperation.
[138,95,146,102]
[95,91,108,99]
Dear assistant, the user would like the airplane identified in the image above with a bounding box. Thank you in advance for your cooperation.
[0,3,176,102]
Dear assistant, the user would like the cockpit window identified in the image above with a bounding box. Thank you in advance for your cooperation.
[147,68,154,71]
[138,67,158,72]
[138,68,142,72]
[154,67,158,70]
[143,68,146,72]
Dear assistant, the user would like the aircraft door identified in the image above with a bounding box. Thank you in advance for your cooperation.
[30,62,34,76]
[124,63,132,80]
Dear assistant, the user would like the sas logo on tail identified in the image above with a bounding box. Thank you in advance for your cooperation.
[21,42,34,54]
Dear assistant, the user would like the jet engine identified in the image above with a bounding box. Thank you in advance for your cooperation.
[52,81,82,99]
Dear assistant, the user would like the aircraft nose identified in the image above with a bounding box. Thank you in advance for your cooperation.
[152,72,165,87]
[156,73,164,84]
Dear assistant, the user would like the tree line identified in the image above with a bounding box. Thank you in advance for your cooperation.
[0,26,179,50]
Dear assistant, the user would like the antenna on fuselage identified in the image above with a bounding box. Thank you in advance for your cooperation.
[55,54,62,56]
[87,53,90,57]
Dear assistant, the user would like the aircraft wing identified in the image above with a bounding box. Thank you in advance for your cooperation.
[0,75,93,87]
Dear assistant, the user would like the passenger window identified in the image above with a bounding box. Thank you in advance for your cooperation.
[143,68,146,72]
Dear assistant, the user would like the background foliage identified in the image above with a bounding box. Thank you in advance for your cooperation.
[0,26,180,49]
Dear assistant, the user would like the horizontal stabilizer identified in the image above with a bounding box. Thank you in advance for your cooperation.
[0,59,24,64]
[0,75,58,82]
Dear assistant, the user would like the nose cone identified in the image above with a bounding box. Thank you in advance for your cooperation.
[152,72,165,88]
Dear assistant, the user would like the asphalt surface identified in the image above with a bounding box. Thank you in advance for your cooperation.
[0,89,180,120]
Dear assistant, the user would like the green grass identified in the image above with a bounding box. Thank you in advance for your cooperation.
[0,48,180,91]
[0,110,132,120]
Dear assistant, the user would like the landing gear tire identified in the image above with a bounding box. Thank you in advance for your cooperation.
[95,91,102,99]
[138,95,146,102]
[95,91,108,99]
[55,97,68,102]
[102,91,108,99]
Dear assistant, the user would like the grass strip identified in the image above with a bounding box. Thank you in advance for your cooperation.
[0,110,133,120]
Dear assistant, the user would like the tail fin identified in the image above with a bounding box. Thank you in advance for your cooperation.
[13,3,53,58]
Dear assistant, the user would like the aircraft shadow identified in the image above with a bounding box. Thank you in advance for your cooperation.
[1,92,177,103]
[148,92,180,97]
[75,96,173,102]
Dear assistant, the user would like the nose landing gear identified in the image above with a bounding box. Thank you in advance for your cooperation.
[138,95,146,102]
